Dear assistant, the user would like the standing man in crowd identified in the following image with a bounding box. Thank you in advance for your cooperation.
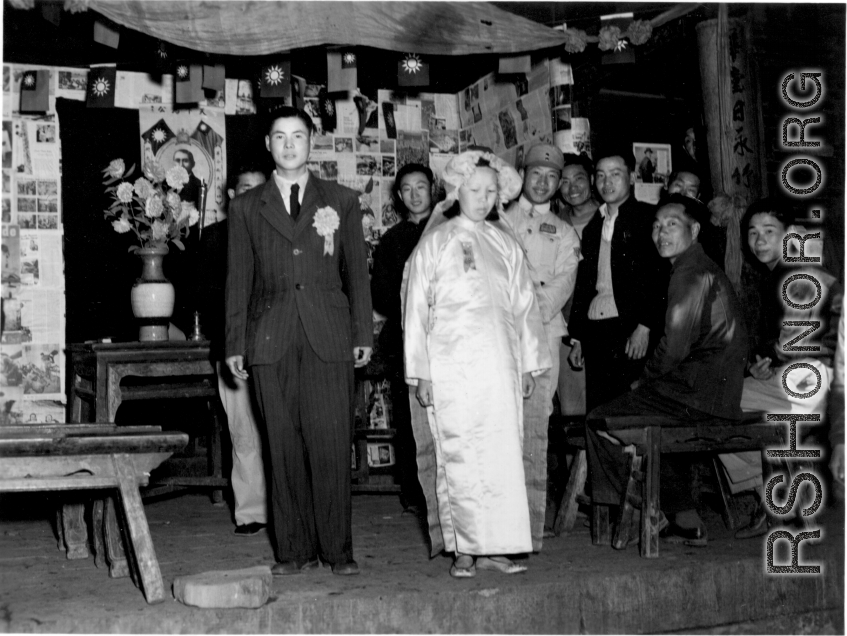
[193,165,268,536]
[586,195,747,545]
[225,107,373,576]
[568,146,664,412]
[370,163,434,515]
[502,143,580,548]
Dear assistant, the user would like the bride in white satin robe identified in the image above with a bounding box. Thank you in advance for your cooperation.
[404,166,550,562]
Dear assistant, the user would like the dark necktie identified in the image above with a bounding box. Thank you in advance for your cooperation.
[289,183,300,221]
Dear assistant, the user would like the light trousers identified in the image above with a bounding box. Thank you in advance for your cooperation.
[217,361,267,525]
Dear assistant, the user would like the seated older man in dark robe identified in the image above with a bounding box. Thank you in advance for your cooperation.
[585,194,748,546]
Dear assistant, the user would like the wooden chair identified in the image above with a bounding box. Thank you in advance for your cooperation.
[557,411,798,558]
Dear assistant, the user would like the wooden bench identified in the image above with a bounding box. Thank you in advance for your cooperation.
[0,424,188,604]
[555,412,796,558]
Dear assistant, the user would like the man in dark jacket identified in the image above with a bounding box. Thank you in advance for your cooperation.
[585,195,748,546]
[567,146,665,412]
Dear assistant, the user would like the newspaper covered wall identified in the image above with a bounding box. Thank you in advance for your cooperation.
[2,64,66,425]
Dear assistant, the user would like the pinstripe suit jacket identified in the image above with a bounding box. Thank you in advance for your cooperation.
[225,174,373,365]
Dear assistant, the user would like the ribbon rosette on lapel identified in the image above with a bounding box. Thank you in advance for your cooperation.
[313,206,340,256]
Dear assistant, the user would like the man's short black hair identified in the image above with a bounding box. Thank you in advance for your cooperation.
[562,152,594,177]
[659,193,709,230]
[264,105,316,137]
[393,163,434,220]
[595,144,635,172]
[741,196,796,234]
[227,164,267,193]
[173,148,195,166]
[667,169,700,183]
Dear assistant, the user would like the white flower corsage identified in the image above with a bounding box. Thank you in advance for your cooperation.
[313,206,340,256]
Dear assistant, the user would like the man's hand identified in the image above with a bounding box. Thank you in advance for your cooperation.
[225,355,249,381]
[353,346,372,368]
[748,355,776,380]
[416,379,434,407]
[568,341,584,369]
[522,372,535,399]
[830,443,844,486]
[625,324,650,360]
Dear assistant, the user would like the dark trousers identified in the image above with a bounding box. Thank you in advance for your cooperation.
[582,318,649,412]
[585,385,729,514]
[252,319,354,564]
[389,372,424,507]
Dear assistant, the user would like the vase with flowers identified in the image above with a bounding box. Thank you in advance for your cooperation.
[102,157,200,341]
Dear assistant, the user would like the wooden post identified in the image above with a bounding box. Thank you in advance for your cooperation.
[696,11,767,204]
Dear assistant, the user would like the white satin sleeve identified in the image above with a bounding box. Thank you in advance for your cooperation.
[509,239,552,376]
[403,237,437,386]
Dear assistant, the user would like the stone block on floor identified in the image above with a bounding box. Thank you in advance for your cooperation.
[172,565,271,609]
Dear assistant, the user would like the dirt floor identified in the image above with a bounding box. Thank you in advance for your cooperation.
[0,490,843,633]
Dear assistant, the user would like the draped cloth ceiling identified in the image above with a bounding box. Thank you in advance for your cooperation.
[86,1,567,56]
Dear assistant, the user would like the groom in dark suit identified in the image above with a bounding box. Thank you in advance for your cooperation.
[225,107,372,576]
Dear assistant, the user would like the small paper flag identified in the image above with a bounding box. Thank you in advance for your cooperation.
[20,70,50,113]
[86,67,116,108]
[141,118,175,155]
[175,62,203,103]
[498,54,531,75]
[260,58,291,98]
[398,53,429,87]
[93,20,120,49]
[327,50,357,93]
[318,89,336,132]
[202,65,225,91]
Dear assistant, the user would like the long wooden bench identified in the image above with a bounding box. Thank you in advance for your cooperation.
[555,412,799,558]
[0,424,188,604]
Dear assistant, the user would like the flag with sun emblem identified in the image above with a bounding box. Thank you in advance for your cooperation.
[260,59,291,99]
[174,62,203,104]
[326,49,357,93]
[20,70,50,113]
[86,67,116,108]
[398,53,429,87]
[140,118,175,156]
[318,88,336,132]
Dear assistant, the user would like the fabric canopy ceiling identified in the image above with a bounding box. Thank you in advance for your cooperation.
[85,1,568,57]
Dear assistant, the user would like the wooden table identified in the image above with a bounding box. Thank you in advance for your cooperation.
[67,341,227,497]
[0,424,188,604]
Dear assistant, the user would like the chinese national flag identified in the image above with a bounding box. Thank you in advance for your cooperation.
[20,70,50,113]
[260,58,291,99]
[318,89,337,132]
[86,67,116,108]
[175,63,203,103]
[398,54,429,87]
[327,49,357,93]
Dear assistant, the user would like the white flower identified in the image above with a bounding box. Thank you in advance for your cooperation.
[144,161,166,183]
[313,206,340,256]
[145,195,164,218]
[179,201,199,226]
[112,214,131,233]
[165,165,189,192]
[104,158,125,179]
[151,219,169,242]
[116,182,134,203]
[167,192,182,211]
[188,207,200,227]
[133,177,153,199]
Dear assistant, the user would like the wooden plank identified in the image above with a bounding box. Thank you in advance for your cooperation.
[113,454,166,604]
[641,427,661,559]
[0,433,188,458]
[0,476,117,491]
[554,449,587,535]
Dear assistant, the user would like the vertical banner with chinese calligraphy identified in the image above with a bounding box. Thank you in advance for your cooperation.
[696,13,766,203]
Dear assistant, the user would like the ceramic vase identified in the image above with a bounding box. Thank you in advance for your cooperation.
[131,244,175,341]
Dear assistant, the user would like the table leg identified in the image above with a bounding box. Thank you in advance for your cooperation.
[105,495,130,579]
[208,398,224,504]
[61,502,90,560]
[554,449,588,535]
[641,426,661,559]
[92,499,107,569]
[113,454,166,604]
